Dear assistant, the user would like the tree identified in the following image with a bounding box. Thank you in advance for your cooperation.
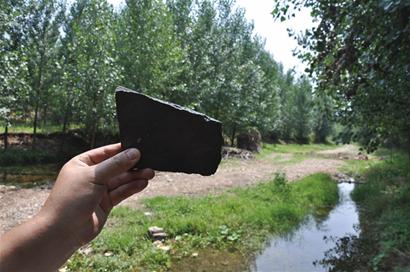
[0,0,28,150]
[118,0,187,104]
[312,93,333,143]
[24,0,64,147]
[62,0,122,147]
[273,0,410,153]
[291,77,312,144]
[275,69,296,141]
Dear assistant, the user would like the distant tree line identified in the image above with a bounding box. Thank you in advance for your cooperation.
[1,0,333,149]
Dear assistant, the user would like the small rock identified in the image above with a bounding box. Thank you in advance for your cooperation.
[79,245,94,256]
[148,226,168,241]
[153,240,163,246]
[191,252,199,258]
[148,226,164,234]
[144,212,153,217]
[158,245,171,252]
[152,232,168,241]
[104,251,113,257]
[152,241,171,252]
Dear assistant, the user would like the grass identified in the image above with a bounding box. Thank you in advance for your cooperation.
[259,143,337,157]
[257,143,338,165]
[339,158,381,177]
[66,173,338,271]
[339,148,399,177]
[340,149,410,271]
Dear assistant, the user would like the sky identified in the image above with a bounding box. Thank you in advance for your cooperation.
[107,0,315,74]
[235,0,314,74]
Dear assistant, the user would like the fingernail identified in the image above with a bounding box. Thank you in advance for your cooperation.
[125,148,139,160]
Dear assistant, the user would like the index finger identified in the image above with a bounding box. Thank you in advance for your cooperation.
[77,143,122,166]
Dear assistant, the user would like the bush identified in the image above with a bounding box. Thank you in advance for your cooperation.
[236,128,262,152]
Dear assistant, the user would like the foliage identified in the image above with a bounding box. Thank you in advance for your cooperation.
[273,0,410,153]
[24,0,64,142]
[65,173,338,271]
[312,92,334,143]
[0,0,28,143]
[60,0,122,147]
[1,0,334,148]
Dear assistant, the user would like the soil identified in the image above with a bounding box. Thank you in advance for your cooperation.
[0,145,358,235]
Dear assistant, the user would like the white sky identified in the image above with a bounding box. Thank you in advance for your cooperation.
[235,0,314,74]
[108,0,314,74]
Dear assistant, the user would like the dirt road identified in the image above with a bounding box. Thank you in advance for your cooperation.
[0,145,358,234]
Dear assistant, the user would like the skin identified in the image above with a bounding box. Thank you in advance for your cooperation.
[0,143,155,272]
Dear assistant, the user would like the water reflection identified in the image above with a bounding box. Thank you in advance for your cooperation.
[251,183,360,272]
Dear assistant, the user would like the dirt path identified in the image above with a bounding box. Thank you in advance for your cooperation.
[0,145,357,235]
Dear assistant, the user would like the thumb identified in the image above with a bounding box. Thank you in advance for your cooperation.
[94,148,140,184]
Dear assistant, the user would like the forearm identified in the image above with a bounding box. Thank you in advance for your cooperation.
[0,211,79,272]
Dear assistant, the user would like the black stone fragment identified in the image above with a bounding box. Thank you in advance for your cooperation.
[115,86,223,175]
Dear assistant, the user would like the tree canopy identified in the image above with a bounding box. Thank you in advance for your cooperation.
[1,0,333,148]
[273,0,410,152]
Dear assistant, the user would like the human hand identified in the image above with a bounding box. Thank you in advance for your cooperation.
[40,143,155,247]
[0,143,154,272]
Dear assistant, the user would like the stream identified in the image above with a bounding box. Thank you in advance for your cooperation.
[250,182,360,271]
[1,166,361,271]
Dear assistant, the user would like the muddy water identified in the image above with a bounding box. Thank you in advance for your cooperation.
[250,183,359,271]
[0,164,59,186]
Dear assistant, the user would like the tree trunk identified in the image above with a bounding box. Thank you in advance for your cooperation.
[230,124,236,147]
[90,122,97,149]
[32,101,39,149]
[62,105,70,133]
[42,104,48,129]
[32,48,44,149]
[4,124,8,150]
[408,129,410,161]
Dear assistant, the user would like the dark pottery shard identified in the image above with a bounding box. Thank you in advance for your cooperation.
[115,86,223,175]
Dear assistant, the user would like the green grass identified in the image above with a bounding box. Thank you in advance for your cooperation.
[66,173,338,271]
[259,143,338,156]
[257,143,338,165]
[339,159,381,177]
[349,150,410,271]
[339,148,398,177]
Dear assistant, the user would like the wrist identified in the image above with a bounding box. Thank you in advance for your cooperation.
[0,209,80,272]
[36,208,82,252]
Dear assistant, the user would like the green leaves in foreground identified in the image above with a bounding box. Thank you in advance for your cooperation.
[66,173,338,271]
